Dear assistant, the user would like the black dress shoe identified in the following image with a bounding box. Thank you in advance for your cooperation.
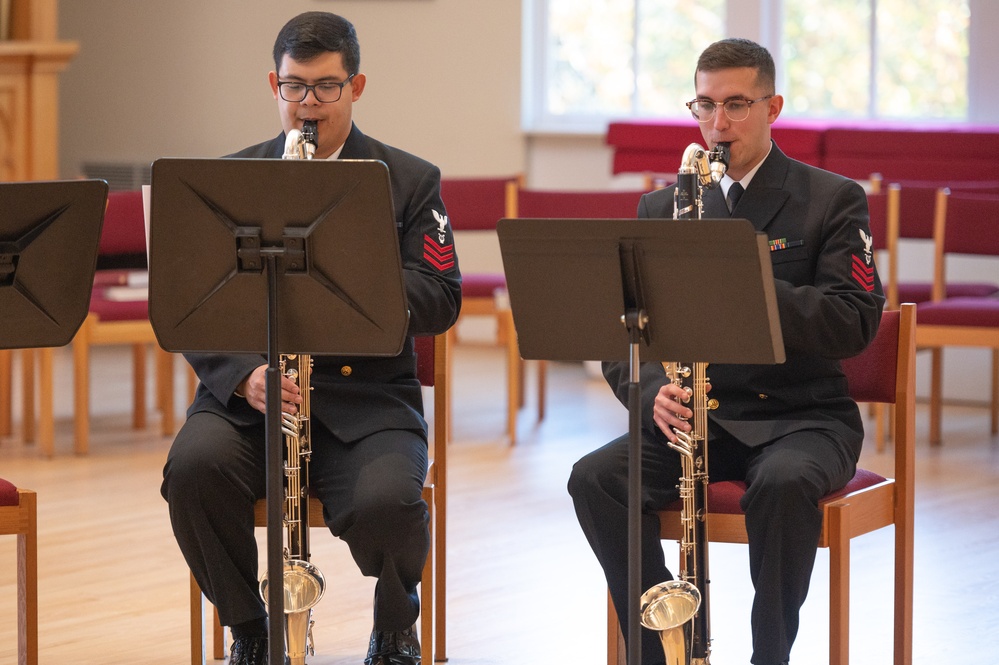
[230,636,268,665]
[364,624,421,665]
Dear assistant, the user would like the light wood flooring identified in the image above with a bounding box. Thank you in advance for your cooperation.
[1,343,998,664]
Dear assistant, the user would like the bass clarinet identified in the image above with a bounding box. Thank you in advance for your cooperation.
[258,120,326,665]
[639,142,729,665]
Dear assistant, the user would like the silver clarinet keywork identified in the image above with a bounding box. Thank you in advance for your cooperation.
[640,142,728,665]
[259,120,325,665]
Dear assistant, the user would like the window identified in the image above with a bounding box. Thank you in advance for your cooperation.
[525,0,724,131]
[526,0,971,131]
[782,0,969,120]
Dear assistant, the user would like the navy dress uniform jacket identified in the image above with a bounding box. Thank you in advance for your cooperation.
[604,141,885,453]
[183,123,461,444]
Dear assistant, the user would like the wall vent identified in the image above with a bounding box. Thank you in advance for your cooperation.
[80,161,151,191]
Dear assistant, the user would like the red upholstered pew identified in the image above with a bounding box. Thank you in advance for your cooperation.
[606,119,999,183]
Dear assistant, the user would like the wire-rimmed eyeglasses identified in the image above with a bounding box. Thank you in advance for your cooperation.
[277,74,356,103]
[686,95,774,123]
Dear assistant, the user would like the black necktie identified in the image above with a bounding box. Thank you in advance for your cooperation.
[727,182,744,213]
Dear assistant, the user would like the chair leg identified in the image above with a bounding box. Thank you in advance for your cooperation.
[20,349,35,444]
[37,350,55,459]
[189,574,204,665]
[17,489,38,665]
[501,309,520,445]
[929,348,943,446]
[213,608,224,660]
[132,344,147,430]
[827,505,850,665]
[607,590,624,665]
[420,484,435,661]
[157,349,175,437]
[433,479,447,661]
[1,349,11,438]
[72,332,90,455]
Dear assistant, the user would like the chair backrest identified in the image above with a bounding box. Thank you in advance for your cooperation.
[840,304,916,482]
[930,189,999,300]
[516,188,647,220]
[414,333,448,456]
[440,176,520,231]
[935,189,999,257]
[100,190,147,256]
[842,307,902,405]
[888,180,999,241]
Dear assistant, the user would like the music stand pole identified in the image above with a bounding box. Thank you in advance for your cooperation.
[263,252,285,665]
[625,309,648,665]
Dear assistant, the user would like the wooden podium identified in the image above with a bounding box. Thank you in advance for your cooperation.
[0,0,78,453]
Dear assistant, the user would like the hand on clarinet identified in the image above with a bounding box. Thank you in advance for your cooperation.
[236,365,303,415]
[653,380,711,443]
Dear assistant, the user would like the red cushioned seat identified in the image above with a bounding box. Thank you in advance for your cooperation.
[0,477,18,506]
[917,297,999,327]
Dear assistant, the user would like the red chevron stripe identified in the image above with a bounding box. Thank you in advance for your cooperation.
[424,237,454,260]
[425,253,455,271]
[423,236,455,271]
[851,254,874,275]
[851,255,875,291]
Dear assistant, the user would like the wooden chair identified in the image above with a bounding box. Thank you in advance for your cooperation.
[440,176,538,444]
[0,477,38,665]
[190,333,449,664]
[608,304,916,665]
[71,190,175,455]
[876,179,999,307]
[915,189,999,445]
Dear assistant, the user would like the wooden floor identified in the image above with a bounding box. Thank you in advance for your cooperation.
[1,343,998,664]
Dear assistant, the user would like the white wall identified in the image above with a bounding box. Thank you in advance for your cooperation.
[57,0,524,178]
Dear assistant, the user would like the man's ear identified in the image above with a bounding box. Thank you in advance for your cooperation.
[268,71,280,99]
[767,94,784,124]
[350,73,367,101]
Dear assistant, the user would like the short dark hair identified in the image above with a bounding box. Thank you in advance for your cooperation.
[696,38,775,94]
[272,11,360,75]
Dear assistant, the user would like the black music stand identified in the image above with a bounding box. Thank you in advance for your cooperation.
[148,158,409,665]
[497,217,785,665]
[0,179,108,349]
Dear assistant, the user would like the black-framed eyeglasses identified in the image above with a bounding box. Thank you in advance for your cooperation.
[686,95,774,123]
[277,74,356,103]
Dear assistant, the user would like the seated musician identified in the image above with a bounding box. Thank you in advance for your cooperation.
[568,38,884,665]
[160,11,460,665]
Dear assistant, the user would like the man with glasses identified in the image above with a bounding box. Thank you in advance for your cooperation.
[569,38,883,665]
[161,11,460,665]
